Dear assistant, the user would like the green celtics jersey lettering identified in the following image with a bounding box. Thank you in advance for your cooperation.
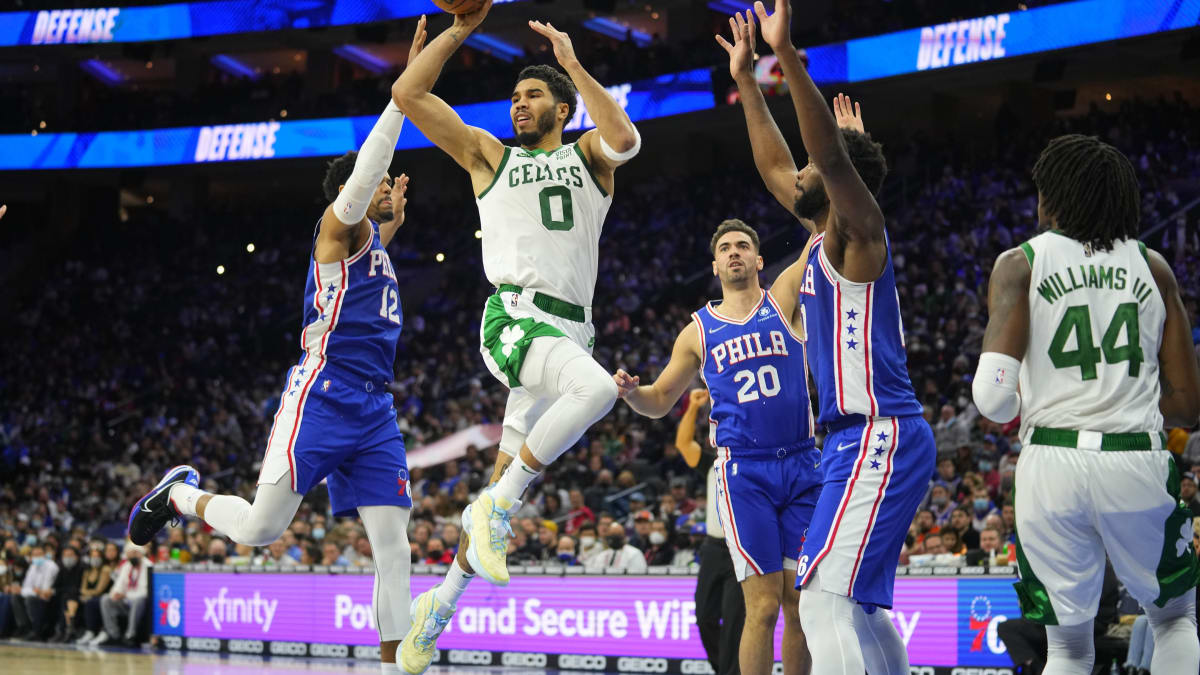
[1018,231,1165,434]
[476,143,612,308]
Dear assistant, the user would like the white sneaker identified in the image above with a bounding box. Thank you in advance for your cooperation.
[89,632,110,646]
[76,630,95,644]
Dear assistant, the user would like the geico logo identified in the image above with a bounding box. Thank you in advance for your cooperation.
[185,637,221,652]
[448,649,492,665]
[502,652,547,667]
[227,639,264,654]
[681,659,716,675]
[951,670,1014,675]
[269,641,308,656]
[558,654,607,670]
[617,657,668,673]
[353,645,382,660]
[161,635,183,649]
[310,643,349,658]
[909,668,936,675]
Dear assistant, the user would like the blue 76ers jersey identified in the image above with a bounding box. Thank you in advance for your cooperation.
[799,232,922,427]
[299,219,402,385]
[694,290,814,450]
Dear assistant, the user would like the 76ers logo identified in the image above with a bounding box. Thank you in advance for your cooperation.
[158,585,182,628]
[969,595,992,652]
[397,469,409,497]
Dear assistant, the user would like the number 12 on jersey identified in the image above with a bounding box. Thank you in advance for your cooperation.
[379,287,400,325]
[1048,302,1143,380]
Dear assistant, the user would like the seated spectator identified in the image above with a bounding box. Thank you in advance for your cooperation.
[201,539,228,566]
[48,545,83,642]
[423,539,453,565]
[1180,473,1200,519]
[0,540,28,637]
[657,493,682,524]
[441,523,461,556]
[542,493,566,521]
[11,543,57,640]
[928,484,957,527]
[565,490,595,535]
[584,470,615,514]
[554,536,578,566]
[670,525,701,567]
[940,529,966,556]
[966,527,1014,566]
[260,538,298,567]
[1000,504,1017,542]
[300,544,321,565]
[536,521,559,561]
[643,520,675,566]
[585,523,648,573]
[74,544,114,645]
[321,542,349,567]
[670,477,697,515]
[94,543,149,646]
[911,509,940,545]
[948,507,980,550]
[576,523,605,566]
[350,536,373,567]
[228,543,255,566]
[969,487,1000,532]
[629,511,653,550]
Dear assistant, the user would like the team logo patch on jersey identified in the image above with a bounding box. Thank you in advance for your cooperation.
[758,307,771,318]
[397,468,409,497]
[322,380,331,392]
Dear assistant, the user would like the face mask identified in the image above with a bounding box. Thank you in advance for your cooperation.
[557,553,575,564]
[607,535,625,550]
[979,461,994,472]
[649,532,666,546]
[62,557,77,568]
[931,495,947,506]
[312,528,325,540]
[210,554,226,564]
[43,554,53,562]
[974,499,989,512]
[88,556,101,567]
[1010,442,1022,453]
[579,536,596,549]
[129,557,141,566]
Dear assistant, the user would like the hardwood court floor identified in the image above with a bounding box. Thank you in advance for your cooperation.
[0,643,528,675]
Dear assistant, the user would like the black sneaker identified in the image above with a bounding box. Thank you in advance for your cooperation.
[127,465,200,545]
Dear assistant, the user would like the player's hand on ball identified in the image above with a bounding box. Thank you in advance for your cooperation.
[715,11,756,78]
[529,20,579,68]
[753,0,792,52]
[613,369,640,398]
[833,93,864,133]
[688,388,709,407]
[451,0,492,34]
[407,14,427,65]
[390,174,409,227]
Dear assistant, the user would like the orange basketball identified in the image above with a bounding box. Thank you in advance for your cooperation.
[430,0,486,14]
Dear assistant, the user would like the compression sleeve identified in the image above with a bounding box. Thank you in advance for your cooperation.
[598,125,641,162]
[331,101,406,226]
[972,352,1023,423]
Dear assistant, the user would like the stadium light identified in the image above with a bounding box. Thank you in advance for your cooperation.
[463,33,523,63]
[210,54,259,80]
[332,45,389,74]
[582,17,652,48]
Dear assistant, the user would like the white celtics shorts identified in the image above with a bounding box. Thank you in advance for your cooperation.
[1013,427,1199,626]
[478,286,596,437]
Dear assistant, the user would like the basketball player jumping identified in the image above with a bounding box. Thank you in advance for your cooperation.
[613,218,818,675]
[126,18,429,674]
[974,134,1200,674]
[730,4,936,672]
[390,2,638,670]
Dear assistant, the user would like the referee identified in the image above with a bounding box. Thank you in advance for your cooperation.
[677,388,744,675]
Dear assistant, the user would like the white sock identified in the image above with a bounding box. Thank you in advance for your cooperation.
[435,559,475,609]
[169,483,205,518]
[493,456,540,505]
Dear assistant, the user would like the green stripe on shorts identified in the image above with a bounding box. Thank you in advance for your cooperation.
[481,294,565,388]
[1011,483,1060,625]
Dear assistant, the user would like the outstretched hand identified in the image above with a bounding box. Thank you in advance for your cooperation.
[0,204,6,221]
[613,369,640,398]
[451,0,493,34]
[714,10,756,79]
[529,20,580,68]
[753,0,792,52]
[407,14,427,65]
[390,174,409,227]
[833,93,864,133]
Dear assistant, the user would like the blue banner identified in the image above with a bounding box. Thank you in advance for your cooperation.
[0,0,525,47]
[0,68,713,170]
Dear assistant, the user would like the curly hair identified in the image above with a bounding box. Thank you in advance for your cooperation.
[1032,134,1140,251]
[841,128,887,196]
[321,151,357,203]
[516,65,578,126]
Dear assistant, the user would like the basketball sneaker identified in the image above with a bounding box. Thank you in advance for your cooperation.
[399,585,455,674]
[127,465,200,546]
[461,488,519,586]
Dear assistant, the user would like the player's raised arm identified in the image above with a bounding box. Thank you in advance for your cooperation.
[717,11,805,227]
[767,230,817,331]
[1146,249,1200,427]
[379,174,409,247]
[755,0,886,283]
[614,322,703,419]
[391,3,505,189]
[529,21,639,187]
[973,248,1031,424]
[674,389,709,468]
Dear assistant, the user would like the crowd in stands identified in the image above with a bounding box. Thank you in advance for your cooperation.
[2,95,1199,645]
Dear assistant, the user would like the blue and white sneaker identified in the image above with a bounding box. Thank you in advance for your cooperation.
[127,465,199,546]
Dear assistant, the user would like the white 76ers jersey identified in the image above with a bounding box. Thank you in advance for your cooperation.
[1017,232,1165,434]
[476,143,613,307]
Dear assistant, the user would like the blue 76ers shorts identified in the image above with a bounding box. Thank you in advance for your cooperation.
[259,357,413,517]
[713,440,823,582]
[797,415,935,608]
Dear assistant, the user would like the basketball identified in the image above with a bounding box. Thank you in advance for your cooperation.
[431,0,486,14]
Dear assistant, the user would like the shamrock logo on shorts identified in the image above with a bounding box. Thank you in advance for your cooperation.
[1177,520,1192,558]
[500,324,526,357]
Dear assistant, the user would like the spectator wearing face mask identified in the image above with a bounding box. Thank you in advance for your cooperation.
[423,539,454,565]
[643,520,675,566]
[927,484,957,527]
[93,543,149,646]
[48,545,83,642]
[554,536,579,566]
[11,543,57,640]
[575,523,605,565]
[74,546,114,645]
[202,539,228,566]
[969,487,1000,532]
[585,523,648,573]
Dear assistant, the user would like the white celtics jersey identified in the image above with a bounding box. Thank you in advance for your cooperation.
[477,142,613,308]
[1018,232,1165,434]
